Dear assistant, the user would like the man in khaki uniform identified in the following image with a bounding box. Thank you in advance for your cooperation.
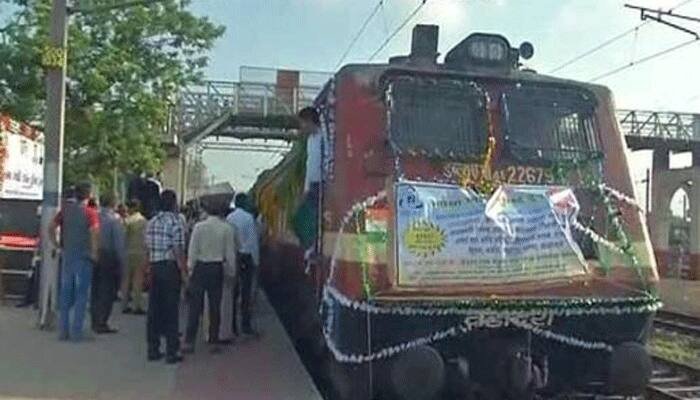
[121,200,147,314]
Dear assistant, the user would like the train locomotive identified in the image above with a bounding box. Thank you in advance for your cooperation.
[253,25,660,400]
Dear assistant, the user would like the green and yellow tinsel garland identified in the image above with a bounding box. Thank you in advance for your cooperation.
[253,140,306,236]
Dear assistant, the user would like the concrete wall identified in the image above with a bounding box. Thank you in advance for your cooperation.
[658,278,700,316]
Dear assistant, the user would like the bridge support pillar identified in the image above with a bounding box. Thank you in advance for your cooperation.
[161,154,181,192]
[649,148,671,277]
[179,146,188,204]
[688,151,700,280]
[650,146,700,280]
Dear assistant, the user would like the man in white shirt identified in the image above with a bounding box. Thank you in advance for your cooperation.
[298,107,322,196]
[183,198,237,353]
[225,193,260,336]
[297,107,322,265]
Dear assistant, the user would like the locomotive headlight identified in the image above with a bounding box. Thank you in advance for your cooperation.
[445,33,518,70]
[468,40,507,62]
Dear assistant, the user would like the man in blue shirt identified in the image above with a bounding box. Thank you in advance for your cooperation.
[48,182,100,341]
[91,192,126,334]
[225,193,259,337]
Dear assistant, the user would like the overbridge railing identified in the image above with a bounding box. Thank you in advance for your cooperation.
[617,110,700,141]
[172,80,323,137]
[172,82,700,146]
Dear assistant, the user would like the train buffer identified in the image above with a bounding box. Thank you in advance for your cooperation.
[0,294,323,400]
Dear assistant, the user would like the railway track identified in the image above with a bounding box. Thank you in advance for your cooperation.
[554,311,700,400]
[647,356,700,400]
[562,357,700,400]
[655,311,700,337]
[647,311,700,399]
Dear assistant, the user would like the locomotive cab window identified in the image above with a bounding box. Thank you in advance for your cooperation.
[387,77,488,160]
[502,86,602,164]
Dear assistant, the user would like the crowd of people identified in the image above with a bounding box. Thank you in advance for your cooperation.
[44,106,323,365]
[48,180,262,365]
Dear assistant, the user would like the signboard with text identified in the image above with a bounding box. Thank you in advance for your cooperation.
[0,115,44,201]
[395,181,588,286]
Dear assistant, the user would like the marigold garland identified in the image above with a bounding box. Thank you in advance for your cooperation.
[459,97,499,194]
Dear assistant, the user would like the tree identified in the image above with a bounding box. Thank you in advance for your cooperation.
[0,0,224,189]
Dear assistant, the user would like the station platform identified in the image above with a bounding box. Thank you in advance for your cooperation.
[0,294,323,400]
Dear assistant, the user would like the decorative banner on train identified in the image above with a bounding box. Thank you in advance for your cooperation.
[395,181,588,285]
[0,115,45,201]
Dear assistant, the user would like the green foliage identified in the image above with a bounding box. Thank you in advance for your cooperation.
[0,0,224,189]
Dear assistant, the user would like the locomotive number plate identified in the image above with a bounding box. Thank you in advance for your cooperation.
[443,163,555,185]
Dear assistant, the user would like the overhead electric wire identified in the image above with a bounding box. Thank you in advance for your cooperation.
[589,37,700,81]
[368,0,428,62]
[549,0,696,73]
[335,0,385,69]
[549,25,649,73]
[380,2,390,35]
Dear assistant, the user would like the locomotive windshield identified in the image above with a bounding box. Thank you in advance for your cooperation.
[502,86,602,164]
[388,77,488,159]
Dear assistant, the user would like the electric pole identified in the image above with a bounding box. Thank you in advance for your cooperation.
[38,0,68,329]
[625,3,700,38]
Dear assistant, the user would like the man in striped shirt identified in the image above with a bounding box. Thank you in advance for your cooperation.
[144,190,187,364]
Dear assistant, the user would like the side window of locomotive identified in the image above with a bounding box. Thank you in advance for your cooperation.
[501,86,602,164]
[387,77,488,160]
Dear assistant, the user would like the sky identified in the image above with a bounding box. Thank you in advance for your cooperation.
[188,0,700,111]
[185,0,700,200]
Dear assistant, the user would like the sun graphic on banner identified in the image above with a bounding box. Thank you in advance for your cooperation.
[403,219,447,258]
